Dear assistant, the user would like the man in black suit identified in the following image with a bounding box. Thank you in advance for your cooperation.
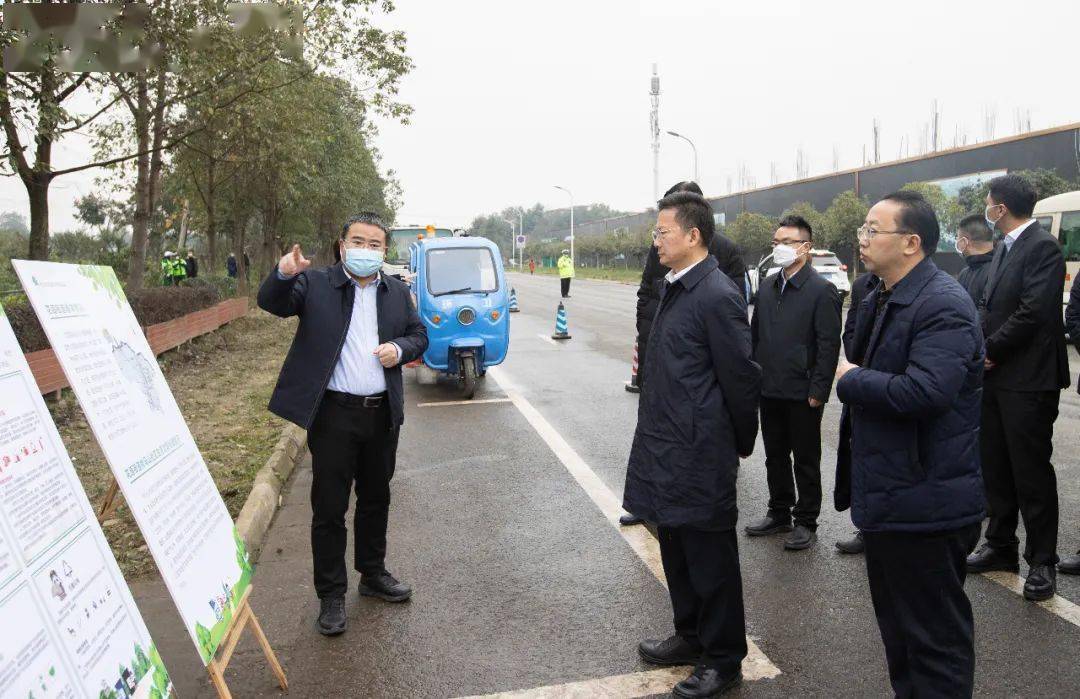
[621,180,745,527]
[966,174,1070,601]
[745,215,842,551]
[625,191,761,698]
[258,212,429,635]
[834,272,878,555]
[954,215,995,304]
[1060,277,1080,575]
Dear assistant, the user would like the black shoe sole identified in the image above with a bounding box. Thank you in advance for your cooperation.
[1023,587,1056,601]
[673,673,742,698]
[1059,565,1080,576]
[359,584,412,603]
[744,524,793,537]
[835,545,865,555]
[315,620,346,636]
[637,646,700,667]
[784,537,815,551]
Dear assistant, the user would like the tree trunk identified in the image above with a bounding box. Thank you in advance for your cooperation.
[231,205,249,296]
[205,164,217,273]
[126,73,151,288]
[27,174,52,260]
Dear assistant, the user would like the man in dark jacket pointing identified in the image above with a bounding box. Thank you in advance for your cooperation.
[835,191,984,697]
[258,212,428,637]
[624,191,761,698]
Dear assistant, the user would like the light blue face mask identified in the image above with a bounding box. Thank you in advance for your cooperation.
[343,247,384,277]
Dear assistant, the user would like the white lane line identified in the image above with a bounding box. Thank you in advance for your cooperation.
[487,366,781,682]
[417,398,512,407]
[456,667,690,699]
[536,334,559,346]
[982,571,1080,627]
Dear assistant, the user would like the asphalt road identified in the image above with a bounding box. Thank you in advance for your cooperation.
[136,270,1080,697]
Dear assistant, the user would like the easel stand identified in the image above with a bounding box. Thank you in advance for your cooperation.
[205,586,288,698]
[96,475,122,522]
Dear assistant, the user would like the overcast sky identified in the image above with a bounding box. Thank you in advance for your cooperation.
[3,0,1078,232]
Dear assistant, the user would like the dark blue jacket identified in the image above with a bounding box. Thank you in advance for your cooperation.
[835,258,985,533]
[624,255,761,530]
[257,263,428,429]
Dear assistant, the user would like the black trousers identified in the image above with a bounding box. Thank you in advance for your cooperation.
[760,397,824,529]
[307,393,399,599]
[863,523,980,699]
[980,386,1060,566]
[560,277,571,297]
[657,526,747,675]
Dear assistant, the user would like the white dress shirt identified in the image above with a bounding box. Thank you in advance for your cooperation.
[664,256,705,285]
[326,276,399,396]
[1003,218,1036,252]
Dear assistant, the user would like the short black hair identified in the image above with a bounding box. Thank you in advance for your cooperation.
[341,211,389,241]
[988,173,1037,218]
[656,191,715,248]
[881,190,939,255]
[776,214,813,241]
[957,214,994,243]
[663,181,703,197]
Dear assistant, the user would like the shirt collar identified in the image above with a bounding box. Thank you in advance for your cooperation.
[1004,218,1036,246]
[665,256,704,285]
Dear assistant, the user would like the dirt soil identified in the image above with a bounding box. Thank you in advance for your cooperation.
[49,307,298,579]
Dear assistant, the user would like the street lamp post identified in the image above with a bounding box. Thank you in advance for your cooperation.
[554,185,574,265]
[667,130,698,183]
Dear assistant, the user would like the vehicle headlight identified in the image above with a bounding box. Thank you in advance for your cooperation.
[458,307,476,325]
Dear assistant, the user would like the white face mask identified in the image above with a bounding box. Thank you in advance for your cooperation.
[772,243,804,268]
[984,204,1004,232]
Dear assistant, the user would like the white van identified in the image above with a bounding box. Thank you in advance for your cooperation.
[1032,190,1080,304]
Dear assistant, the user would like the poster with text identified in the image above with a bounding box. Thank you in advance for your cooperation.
[12,261,254,666]
[0,303,172,698]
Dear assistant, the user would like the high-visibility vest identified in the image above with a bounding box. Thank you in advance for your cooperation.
[557,255,574,279]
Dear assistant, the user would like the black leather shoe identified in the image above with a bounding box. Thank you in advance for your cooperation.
[966,543,1019,573]
[359,571,413,602]
[673,666,742,698]
[835,531,864,554]
[1024,565,1056,601]
[784,525,816,550]
[744,513,792,537]
[316,596,346,636]
[637,635,701,666]
[619,513,645,526]
[1059,553,1080,576]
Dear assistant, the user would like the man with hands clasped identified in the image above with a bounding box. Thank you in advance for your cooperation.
[258,212,428,637]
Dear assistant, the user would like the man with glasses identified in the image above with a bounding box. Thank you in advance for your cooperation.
[745,215,841,551]
[834,191,984,697]
[625,191,760,698]
[258,212,428,637]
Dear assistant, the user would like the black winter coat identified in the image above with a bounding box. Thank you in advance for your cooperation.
[751,264,842,403]
[1067,275,1079,395]
[956,250,994,306]
[623,255,761,530]
[636,235,746,341]
[257,263,428,429]
[835,258,986,533]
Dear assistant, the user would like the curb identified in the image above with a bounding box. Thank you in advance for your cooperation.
[235,423,307,562]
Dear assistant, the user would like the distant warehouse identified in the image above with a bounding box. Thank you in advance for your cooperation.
[552,122,1080,272]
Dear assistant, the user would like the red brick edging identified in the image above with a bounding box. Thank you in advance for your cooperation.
[25,296,250,395]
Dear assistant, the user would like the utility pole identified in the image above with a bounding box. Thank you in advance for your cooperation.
[650,64,661,202]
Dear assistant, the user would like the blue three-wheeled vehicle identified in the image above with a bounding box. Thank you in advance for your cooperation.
[407,236,509,399]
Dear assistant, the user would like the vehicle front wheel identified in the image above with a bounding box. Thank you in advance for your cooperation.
[459,355,477,399]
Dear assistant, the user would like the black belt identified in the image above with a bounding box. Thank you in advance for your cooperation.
[324,390,387,408]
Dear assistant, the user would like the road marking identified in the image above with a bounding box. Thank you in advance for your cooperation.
[488,366,781,683]
[536,334,558,346]
[456,667,691,698]
[417,398,512,407]
[982,571,1080,627]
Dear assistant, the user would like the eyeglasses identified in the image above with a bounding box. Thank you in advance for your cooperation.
[856,224,909,242]
[652,226,684,241]
[342,238,385,250]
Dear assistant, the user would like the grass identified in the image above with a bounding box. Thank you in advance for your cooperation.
[516,265,643,284]
[51,307,297,579]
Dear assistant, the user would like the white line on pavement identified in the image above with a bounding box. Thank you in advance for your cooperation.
[487,365,781,683]
[417,398,512,407]
[536,334,558,346]
[982,571,1080,627]
[456,667,691,699]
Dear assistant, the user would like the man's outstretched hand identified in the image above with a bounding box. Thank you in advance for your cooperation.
[278,244,311,277]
